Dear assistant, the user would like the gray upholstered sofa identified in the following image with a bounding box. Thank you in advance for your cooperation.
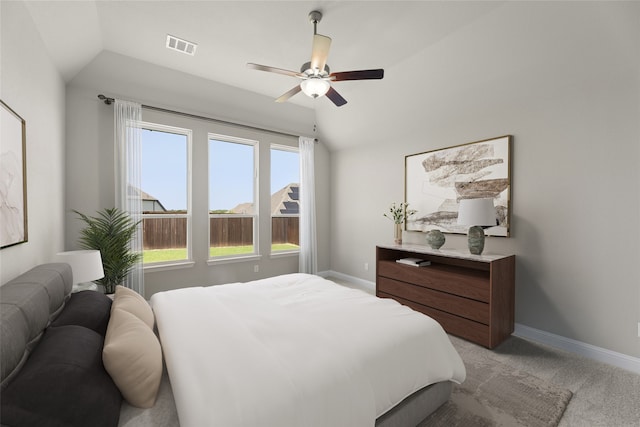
[0,263,121,427]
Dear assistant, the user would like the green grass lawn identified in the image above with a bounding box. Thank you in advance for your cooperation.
[143,244,299,263]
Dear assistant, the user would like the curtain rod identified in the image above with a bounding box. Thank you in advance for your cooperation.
[97,94,317,142]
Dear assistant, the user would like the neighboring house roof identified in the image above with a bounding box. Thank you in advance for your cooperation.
[128,185,167,211]
[229,183,299,215]
[270,183,299,215]
[230,202,254,214]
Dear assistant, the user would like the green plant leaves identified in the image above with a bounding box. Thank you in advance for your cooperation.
[73,207,142,293]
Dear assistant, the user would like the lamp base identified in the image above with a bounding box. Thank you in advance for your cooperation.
[467,226,486,255]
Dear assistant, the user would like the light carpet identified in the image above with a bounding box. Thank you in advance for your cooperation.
[420,345,573,427]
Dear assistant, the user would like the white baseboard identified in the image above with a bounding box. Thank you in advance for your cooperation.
[319,270,640,375]
[514,323,640,375]
[319,270,376,293]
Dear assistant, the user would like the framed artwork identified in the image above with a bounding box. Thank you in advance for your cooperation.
[405,135,512,237]
[1,100,28,248]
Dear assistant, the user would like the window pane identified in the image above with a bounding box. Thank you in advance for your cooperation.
[142,129,187,211]
[141,127,189,264]
[271,147,299,252]
[209,138,256,257]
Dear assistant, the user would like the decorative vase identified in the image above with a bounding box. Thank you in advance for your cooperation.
[394,223,403,245]
[425,230,445,249]
[467,226,486,255]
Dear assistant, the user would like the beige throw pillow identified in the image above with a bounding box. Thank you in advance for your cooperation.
[112,285,155,329]
[103,307,162,408]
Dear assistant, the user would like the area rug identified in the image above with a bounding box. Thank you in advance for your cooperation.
[419,350,573,427]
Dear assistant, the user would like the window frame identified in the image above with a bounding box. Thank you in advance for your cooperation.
[140,121,193,271]
[207,133,260,263]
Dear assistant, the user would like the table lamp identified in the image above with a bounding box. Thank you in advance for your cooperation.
[56,250,104,292]
[457,198,496,255]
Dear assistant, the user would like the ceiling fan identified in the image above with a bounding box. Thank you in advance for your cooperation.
[247,10,384,107]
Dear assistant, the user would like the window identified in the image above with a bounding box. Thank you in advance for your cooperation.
[140,124,191,265]
[270,145,299,253]
[209,135,258,259]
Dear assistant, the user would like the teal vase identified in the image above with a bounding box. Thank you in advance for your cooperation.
[467,226,485,255]
[425,230,445,249]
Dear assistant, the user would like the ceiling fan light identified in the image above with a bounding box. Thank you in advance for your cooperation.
[300,79,330,98]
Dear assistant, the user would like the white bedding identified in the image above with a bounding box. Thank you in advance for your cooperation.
[151,273,465,427]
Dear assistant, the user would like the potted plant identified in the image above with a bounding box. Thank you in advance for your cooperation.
[383,202,417,245]
[73,207,142,294]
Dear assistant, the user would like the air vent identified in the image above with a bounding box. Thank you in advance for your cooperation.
[166,34,197,56]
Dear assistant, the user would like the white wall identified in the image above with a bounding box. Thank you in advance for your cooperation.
[323,2,640,359]
[65,51,327,298]
[0,1,66,283]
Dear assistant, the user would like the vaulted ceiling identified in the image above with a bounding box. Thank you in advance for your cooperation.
[25,1,498,103]
[22,1,636,150]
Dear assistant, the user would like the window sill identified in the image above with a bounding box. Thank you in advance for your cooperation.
[270,251,299,259]
[207,254,262,266]
[144,261,195,273]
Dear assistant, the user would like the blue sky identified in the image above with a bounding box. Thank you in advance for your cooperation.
[141,129,299,211]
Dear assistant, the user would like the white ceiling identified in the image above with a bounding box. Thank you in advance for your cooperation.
[27,1,633,152]
[23,0,500,110]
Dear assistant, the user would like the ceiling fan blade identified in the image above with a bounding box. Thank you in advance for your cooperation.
[330,69,384,81]
[275,85,302,103]
[325,86,347,107]
[247,63,303,78]
[310,34,332,73]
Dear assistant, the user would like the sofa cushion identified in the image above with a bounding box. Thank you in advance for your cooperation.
[0,325,122,427]
[8,263,73,320]
[0,304,31,388]
[111,285,154,329]
[50,290,112,336]
[103,308,162,408]
[0,284,50,342]
[0,263,73,389]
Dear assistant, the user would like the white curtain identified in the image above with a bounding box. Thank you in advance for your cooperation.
[114,99,144,295]
[298,136,317,274]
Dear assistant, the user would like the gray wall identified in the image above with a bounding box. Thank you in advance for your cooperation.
[322,2,640,358]
[65,51,329,297]
[0,1,66,283]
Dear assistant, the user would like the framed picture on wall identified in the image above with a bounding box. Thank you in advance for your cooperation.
[1,100,28,248]
[405,135,512,237]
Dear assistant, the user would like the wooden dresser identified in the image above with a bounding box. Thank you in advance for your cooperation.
[376,244,515,349]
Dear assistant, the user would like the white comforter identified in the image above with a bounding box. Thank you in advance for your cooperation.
[151,273,465,427]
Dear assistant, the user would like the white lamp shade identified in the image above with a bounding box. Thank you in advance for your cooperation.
[300,78,330,98]
[56,250,104,284]
[457,198,496,226]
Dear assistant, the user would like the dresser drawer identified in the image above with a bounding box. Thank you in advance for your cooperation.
[378,261,490,303]
[378,292,490,347]
[378,277,489,324]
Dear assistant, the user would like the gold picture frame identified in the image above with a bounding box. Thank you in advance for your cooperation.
[405,135,512,237]
[1,100,28,248]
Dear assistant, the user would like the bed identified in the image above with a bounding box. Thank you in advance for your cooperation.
[150,273,466,427]
[1,266,464,427]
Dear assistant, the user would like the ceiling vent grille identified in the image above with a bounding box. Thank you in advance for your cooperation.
[166,34,197,56]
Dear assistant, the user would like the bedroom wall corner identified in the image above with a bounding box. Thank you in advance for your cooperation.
[0,1,66,284]
[324,2,640,361]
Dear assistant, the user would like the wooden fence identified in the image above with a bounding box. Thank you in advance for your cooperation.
[271,216,299,245]
[142,216,299,249]
[143,217,187,250]
[209,217,253,247]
